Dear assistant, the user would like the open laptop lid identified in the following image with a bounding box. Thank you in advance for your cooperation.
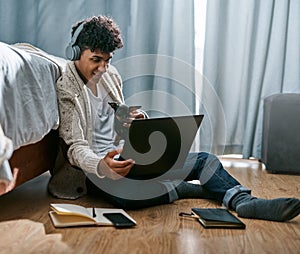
[119,114,204,179]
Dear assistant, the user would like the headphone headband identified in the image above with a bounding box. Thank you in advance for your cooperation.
[65,22,85,60]
[70,22,84,47]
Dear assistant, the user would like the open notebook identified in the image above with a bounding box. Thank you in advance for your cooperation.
[49,203,136,227]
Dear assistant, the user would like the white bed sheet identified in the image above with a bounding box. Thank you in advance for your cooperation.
[0,42,66,150]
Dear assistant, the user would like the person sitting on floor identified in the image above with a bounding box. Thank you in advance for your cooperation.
[48,15,300,222]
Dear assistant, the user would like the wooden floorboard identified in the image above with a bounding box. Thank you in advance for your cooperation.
[0,158,299,254]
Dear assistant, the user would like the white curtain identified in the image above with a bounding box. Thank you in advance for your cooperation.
[114,0,195,118]
[0,0,195,117]
[201,0,300,158]
[0,0,131,59]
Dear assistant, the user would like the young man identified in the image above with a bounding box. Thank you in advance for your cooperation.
[48,15,300,222]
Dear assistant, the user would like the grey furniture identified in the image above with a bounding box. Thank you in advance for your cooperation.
[261,93,300,174]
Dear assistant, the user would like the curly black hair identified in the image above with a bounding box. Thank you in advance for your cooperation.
[72,15,123,53]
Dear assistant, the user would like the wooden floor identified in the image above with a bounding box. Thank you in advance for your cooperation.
[0,158,299,254]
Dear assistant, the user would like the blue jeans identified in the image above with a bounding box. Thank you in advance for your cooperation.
[86,152,241,209]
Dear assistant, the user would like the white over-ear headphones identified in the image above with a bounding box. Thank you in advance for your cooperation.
[65,22,85,60]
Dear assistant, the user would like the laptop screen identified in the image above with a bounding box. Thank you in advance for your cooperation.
[119,115,204,179]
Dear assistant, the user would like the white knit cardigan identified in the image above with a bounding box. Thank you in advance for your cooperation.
[48,61,124,199]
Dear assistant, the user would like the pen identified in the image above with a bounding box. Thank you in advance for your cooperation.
[92,207,96,218]
[179,212,198,219]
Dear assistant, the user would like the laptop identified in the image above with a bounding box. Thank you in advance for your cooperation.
[118,114,204,179]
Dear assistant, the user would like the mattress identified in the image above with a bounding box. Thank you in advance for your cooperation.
[0,42,66,150]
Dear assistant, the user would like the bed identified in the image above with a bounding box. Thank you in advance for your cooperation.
[0,42,66,194]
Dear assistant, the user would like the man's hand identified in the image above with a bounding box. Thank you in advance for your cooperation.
[121,107,145,128]
[112,104,146,142]
[101,150,135,180]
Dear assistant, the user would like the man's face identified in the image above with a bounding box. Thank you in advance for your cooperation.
[75,48,113,84]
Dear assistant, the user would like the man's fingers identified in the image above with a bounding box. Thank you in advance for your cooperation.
[114,159,135,168]
[107,149,120,158]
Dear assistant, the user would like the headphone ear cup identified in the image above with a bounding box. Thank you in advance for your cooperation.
[65,22,85,60]
[65,44,81,61]
[72,45,81,60]
[65,44,74,60]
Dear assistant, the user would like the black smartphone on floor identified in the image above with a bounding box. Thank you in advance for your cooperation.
[103,213,136,228]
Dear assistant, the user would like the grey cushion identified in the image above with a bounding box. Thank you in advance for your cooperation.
[261,93,300,174]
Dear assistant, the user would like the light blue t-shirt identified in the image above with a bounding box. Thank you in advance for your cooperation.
[85,84,119,158]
